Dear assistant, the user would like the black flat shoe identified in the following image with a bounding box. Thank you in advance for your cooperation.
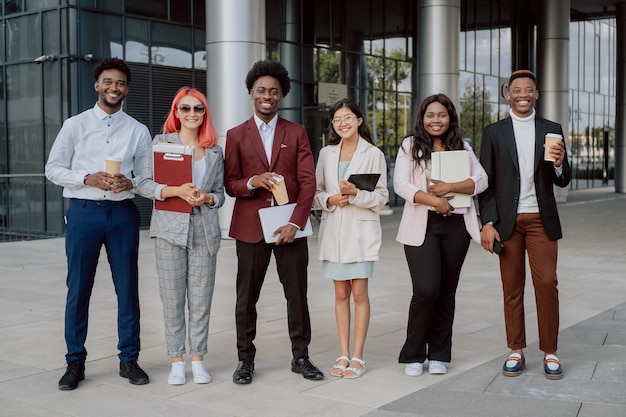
[291,356,324,380]
[233,360,254,384]
[119,360,149,385]
[58,362,85,390]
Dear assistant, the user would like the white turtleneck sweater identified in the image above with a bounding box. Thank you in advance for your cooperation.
[510,109,539,213]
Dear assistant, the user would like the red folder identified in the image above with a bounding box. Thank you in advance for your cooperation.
[153,143,194,213]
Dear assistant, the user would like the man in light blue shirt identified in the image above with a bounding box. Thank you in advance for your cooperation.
[46,57,151,390]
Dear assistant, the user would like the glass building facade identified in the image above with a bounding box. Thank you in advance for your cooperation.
[0,0,618,240]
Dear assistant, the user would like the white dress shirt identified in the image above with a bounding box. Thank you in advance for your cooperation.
[46,103,151,201]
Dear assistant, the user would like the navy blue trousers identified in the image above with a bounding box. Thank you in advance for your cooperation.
[64,199,140,363]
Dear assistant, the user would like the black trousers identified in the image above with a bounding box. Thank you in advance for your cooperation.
[399,211,471,363]
[235,237,311,362]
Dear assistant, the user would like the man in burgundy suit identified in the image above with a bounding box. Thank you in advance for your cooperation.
[224,60,323,384]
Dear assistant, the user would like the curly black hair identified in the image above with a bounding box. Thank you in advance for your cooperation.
[245,60,291,97]
[93,57,132,84]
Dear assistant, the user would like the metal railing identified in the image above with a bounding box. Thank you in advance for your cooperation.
[0,174,62,242]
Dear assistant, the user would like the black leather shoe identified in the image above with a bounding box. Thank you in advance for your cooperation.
[233,360,254,384]
[119,360,149,385]
[58,362,85,390]
[291,356,324,380]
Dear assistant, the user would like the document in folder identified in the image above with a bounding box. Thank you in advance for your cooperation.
[258,203,313,244]
[153,143,194,213]
[347,173,381,191]
[430,150,471,208]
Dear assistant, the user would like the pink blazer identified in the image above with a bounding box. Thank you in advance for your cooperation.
[393,137,488,246]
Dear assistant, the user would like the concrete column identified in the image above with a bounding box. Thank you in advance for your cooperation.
[536,0,570,202]
[206,0,266,234]
[615,4,626,193]
[279,0,301,123]
[417,0,460,107]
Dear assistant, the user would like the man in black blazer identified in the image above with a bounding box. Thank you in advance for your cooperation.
[479,70,571,380]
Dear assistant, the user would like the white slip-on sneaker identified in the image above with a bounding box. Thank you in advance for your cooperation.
[192,361,212,384]
[428,360,447,375]
[168,361,186,385]
[404,362,423,377]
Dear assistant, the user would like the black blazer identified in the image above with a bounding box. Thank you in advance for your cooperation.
[478,115,571,241]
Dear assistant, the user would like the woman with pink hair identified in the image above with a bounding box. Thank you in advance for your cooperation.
[137,87,224,385]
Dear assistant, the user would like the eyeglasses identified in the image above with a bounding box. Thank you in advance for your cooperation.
[178,104,206,115]
[331,114,358,126]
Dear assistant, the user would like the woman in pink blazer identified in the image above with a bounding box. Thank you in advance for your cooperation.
[393,94,487,377]
[314,98,388,379]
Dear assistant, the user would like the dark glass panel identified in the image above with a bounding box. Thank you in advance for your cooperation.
[170,0,191,24]
[42,10,59,57]
[6,15,41,62]
[193,28,206,69]
[192,0,205,27]
[78,0,122,12]
[4,0,22,15]
[7,63,43,174]
[79,11,123,59]
[151,22,191,68]
[24,0,58,11]
[126,0,166,20]
[125,17,149,64]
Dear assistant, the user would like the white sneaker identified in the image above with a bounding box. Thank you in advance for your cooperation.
[428,360,447,375]
[168,361,186,385]
[192,361,212,384]
[404,362,423,377]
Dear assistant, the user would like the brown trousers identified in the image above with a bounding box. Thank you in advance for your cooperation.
[499,213,559,353]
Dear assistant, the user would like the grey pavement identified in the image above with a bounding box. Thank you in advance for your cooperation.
[0,186,625,417]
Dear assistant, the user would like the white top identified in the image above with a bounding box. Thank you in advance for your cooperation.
[45,103,151,201]
[510,108,539,213]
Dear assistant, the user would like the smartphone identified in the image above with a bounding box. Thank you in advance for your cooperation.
[492,239,504,255]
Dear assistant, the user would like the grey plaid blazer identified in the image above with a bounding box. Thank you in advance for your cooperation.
[137,132,224,256]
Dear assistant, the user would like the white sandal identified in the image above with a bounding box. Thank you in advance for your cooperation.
[343,358,366,379]
[330,356,350,377]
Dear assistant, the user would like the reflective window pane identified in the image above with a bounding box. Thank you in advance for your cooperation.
[193,28,206,69]
[6,15,41,62]
[79,11,122,58]
[126,0,167,20]
[151,22,191,68]
[7,64,43,174]
[125,18,149,64]
[78,0,122,12]
[4,0,22,15]
[42,10,59,57]
[24,0,58,11]
[171,0,191,24]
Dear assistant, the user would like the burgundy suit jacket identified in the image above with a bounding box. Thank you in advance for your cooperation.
[224,116,316,243]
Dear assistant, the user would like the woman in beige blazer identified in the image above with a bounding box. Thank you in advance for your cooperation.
[137,87,224,385]
[394,94,487,377]
[314,98,388,379]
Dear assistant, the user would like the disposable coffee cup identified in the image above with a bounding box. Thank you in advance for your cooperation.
[105,157,122,174]
[271,175,289,205]
[544,134,562,162]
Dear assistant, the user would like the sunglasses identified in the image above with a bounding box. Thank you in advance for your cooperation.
[178,104,206,115]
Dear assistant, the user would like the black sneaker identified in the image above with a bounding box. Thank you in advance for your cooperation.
[58,362,85,390]
[119,359,149,385]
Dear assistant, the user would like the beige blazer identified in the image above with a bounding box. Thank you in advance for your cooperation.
[394,137,488,247]
[313,137,389,263]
